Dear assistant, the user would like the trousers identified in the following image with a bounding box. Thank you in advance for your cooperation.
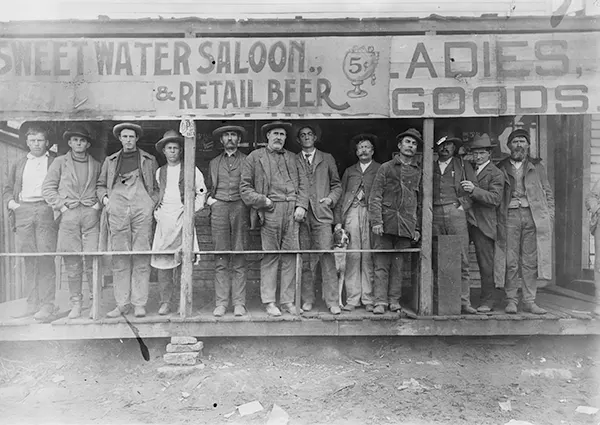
[343,204,374,306]
[468,224,496,306]
[372,234,411,307]
[505,207,538,304]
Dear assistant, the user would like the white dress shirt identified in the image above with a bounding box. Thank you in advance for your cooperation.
[20,152,49,202]
[476,160,490,176]
[438,157,452,175]
[510,159,524,170]
[359,161,372,173]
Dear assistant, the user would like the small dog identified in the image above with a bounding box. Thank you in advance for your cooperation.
[332,227,350,307]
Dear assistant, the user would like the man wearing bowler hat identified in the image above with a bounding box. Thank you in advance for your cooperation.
[151,129,206,316]
[369,128,422,315]
[3,124,58,320]
[97,122,159,318]
[459,134,505,313]
[496,129,554,315]
[295,122,342,315]
[240,121,308,317]
[432,130,478,314]
[42,124,102,319]
[205,124,248,317]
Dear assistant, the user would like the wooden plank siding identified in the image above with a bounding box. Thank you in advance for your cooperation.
[588,114,600,268]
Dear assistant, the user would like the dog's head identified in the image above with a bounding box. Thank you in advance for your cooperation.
[332,227,350,249]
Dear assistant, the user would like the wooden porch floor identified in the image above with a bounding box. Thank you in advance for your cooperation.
[0,285,598,341]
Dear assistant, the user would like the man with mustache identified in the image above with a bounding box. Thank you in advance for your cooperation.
[334,134,381,312]
[206,124,249,317]
[432,131,478,314]
[369,129,422,315]
[240,121,308,316]
[496,129,554,315]
[295,123,342,315]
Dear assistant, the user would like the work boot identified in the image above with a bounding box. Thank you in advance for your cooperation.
[373,305,385,315]
[134,305,146,317]
[213,305,226,317]
[282,303,300,316]
[461,305,477,315]
[342,304,356,312]
[389,303,402,313]
[68,302,82,319]
[106,305,130,318]
[158,303,171,316]
[522,303,546,315]
[33,304,55,321]
[505,301,518,314]
[234,305,247,317]
[301,302,313,312]
[365,304,374,312]
[265,303,281,317]
[329,306,341,315]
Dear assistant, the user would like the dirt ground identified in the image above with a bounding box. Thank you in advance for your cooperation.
[0,335,599,425]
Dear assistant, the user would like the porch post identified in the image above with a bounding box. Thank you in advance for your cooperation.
[419,118,434,315]
[179,118,197,318]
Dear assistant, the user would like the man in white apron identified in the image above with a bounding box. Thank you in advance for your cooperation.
[97,123,159,318]
[151,130,206,315]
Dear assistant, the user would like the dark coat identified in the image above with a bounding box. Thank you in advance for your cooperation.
[296,149,342,224]
[334,161,381,224]
[433,156,477,211]
[240,147,309,229]
[495,157,555,286]
[467,161,505,240]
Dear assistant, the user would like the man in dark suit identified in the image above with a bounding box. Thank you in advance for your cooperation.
[295,123,342,315]
[460,134,505,313]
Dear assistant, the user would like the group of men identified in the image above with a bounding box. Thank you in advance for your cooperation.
[3,119,554,320]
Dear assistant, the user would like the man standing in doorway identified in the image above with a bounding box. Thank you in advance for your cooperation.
[334,134,381,312]
[42,125,102,319]
[240,121,308,317]
[97,122,159,318]
[432,131,478,314]
[295,123,342,315]
[496,129,554,315]
[458,134,505,313]
[151,130,206,316]
[369,129,422,315]
[3,125,57,320]
[206,124,249,317]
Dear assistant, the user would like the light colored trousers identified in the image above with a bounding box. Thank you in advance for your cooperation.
[343,204,374,306]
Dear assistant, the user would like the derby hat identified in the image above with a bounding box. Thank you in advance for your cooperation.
[63,124,93,144]
[469,133,496,150]
[113,122,143,139]
[261,121,293,140]
[396,128,423,145]
[155,129,184,153]
[212,125,248,140]
[293,121,322,144]
[507,128,530,145]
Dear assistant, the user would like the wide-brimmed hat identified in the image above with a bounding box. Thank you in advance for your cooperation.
[507,129,530,145]
[435,131,463,151]
[293,122,322,144]
[396,128,423,145]
[349,133,379,152]
[155,129,184,152]
[113,122,143,139]
[212,125,248,140]
[261,121,293,140]
[469,133,496,150]
[63,125,93,144]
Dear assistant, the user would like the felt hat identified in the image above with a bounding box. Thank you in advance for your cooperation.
[63,124,93,144]
[507,129,530,145]
[261,121,293,141]
[434,131,463,151]
[293,121,322,144]
[212,125,248,140]
[155,129,184,152]
[396,128,423,145]
[113,122,143,139]
[469,133,496,150]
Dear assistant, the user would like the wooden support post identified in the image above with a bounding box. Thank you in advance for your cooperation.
[91,256,100,320]
[418,118,434,315]
[295,253,302,312]
[435,235,462,315]
[179,118,197,318]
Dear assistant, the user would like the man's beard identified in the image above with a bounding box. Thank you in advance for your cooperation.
[510,147,527,161]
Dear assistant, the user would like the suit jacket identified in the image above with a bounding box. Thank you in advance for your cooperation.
[297,149,342,223]
[433,156,477,211]
[42,152,102,215]
[96,148,159,205]
[334,161,381,224]
[467,161,504,240]
[240,147,309,229]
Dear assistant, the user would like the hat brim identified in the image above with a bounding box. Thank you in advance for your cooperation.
[155,136,184,153]
[396,131,423,145]
[434,138,463,150]
[113,123,143,139]
[261,122,293,140]
[292,122,322,144]
[212,125,248,140]
[63,131,93,144]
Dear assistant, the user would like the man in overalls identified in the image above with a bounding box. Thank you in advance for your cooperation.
[97,123,159,318]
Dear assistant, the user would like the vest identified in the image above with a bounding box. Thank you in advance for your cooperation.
[214,155,242,202]
[509,163,530,208]
[433,161,458,206]
[157,164,185,204]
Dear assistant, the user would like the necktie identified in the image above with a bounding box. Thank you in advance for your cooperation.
[305,153,311,165]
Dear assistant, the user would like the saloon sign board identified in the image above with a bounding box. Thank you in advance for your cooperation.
[0,33,597,119]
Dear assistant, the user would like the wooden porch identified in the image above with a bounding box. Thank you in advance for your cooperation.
[0,284,598,341]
